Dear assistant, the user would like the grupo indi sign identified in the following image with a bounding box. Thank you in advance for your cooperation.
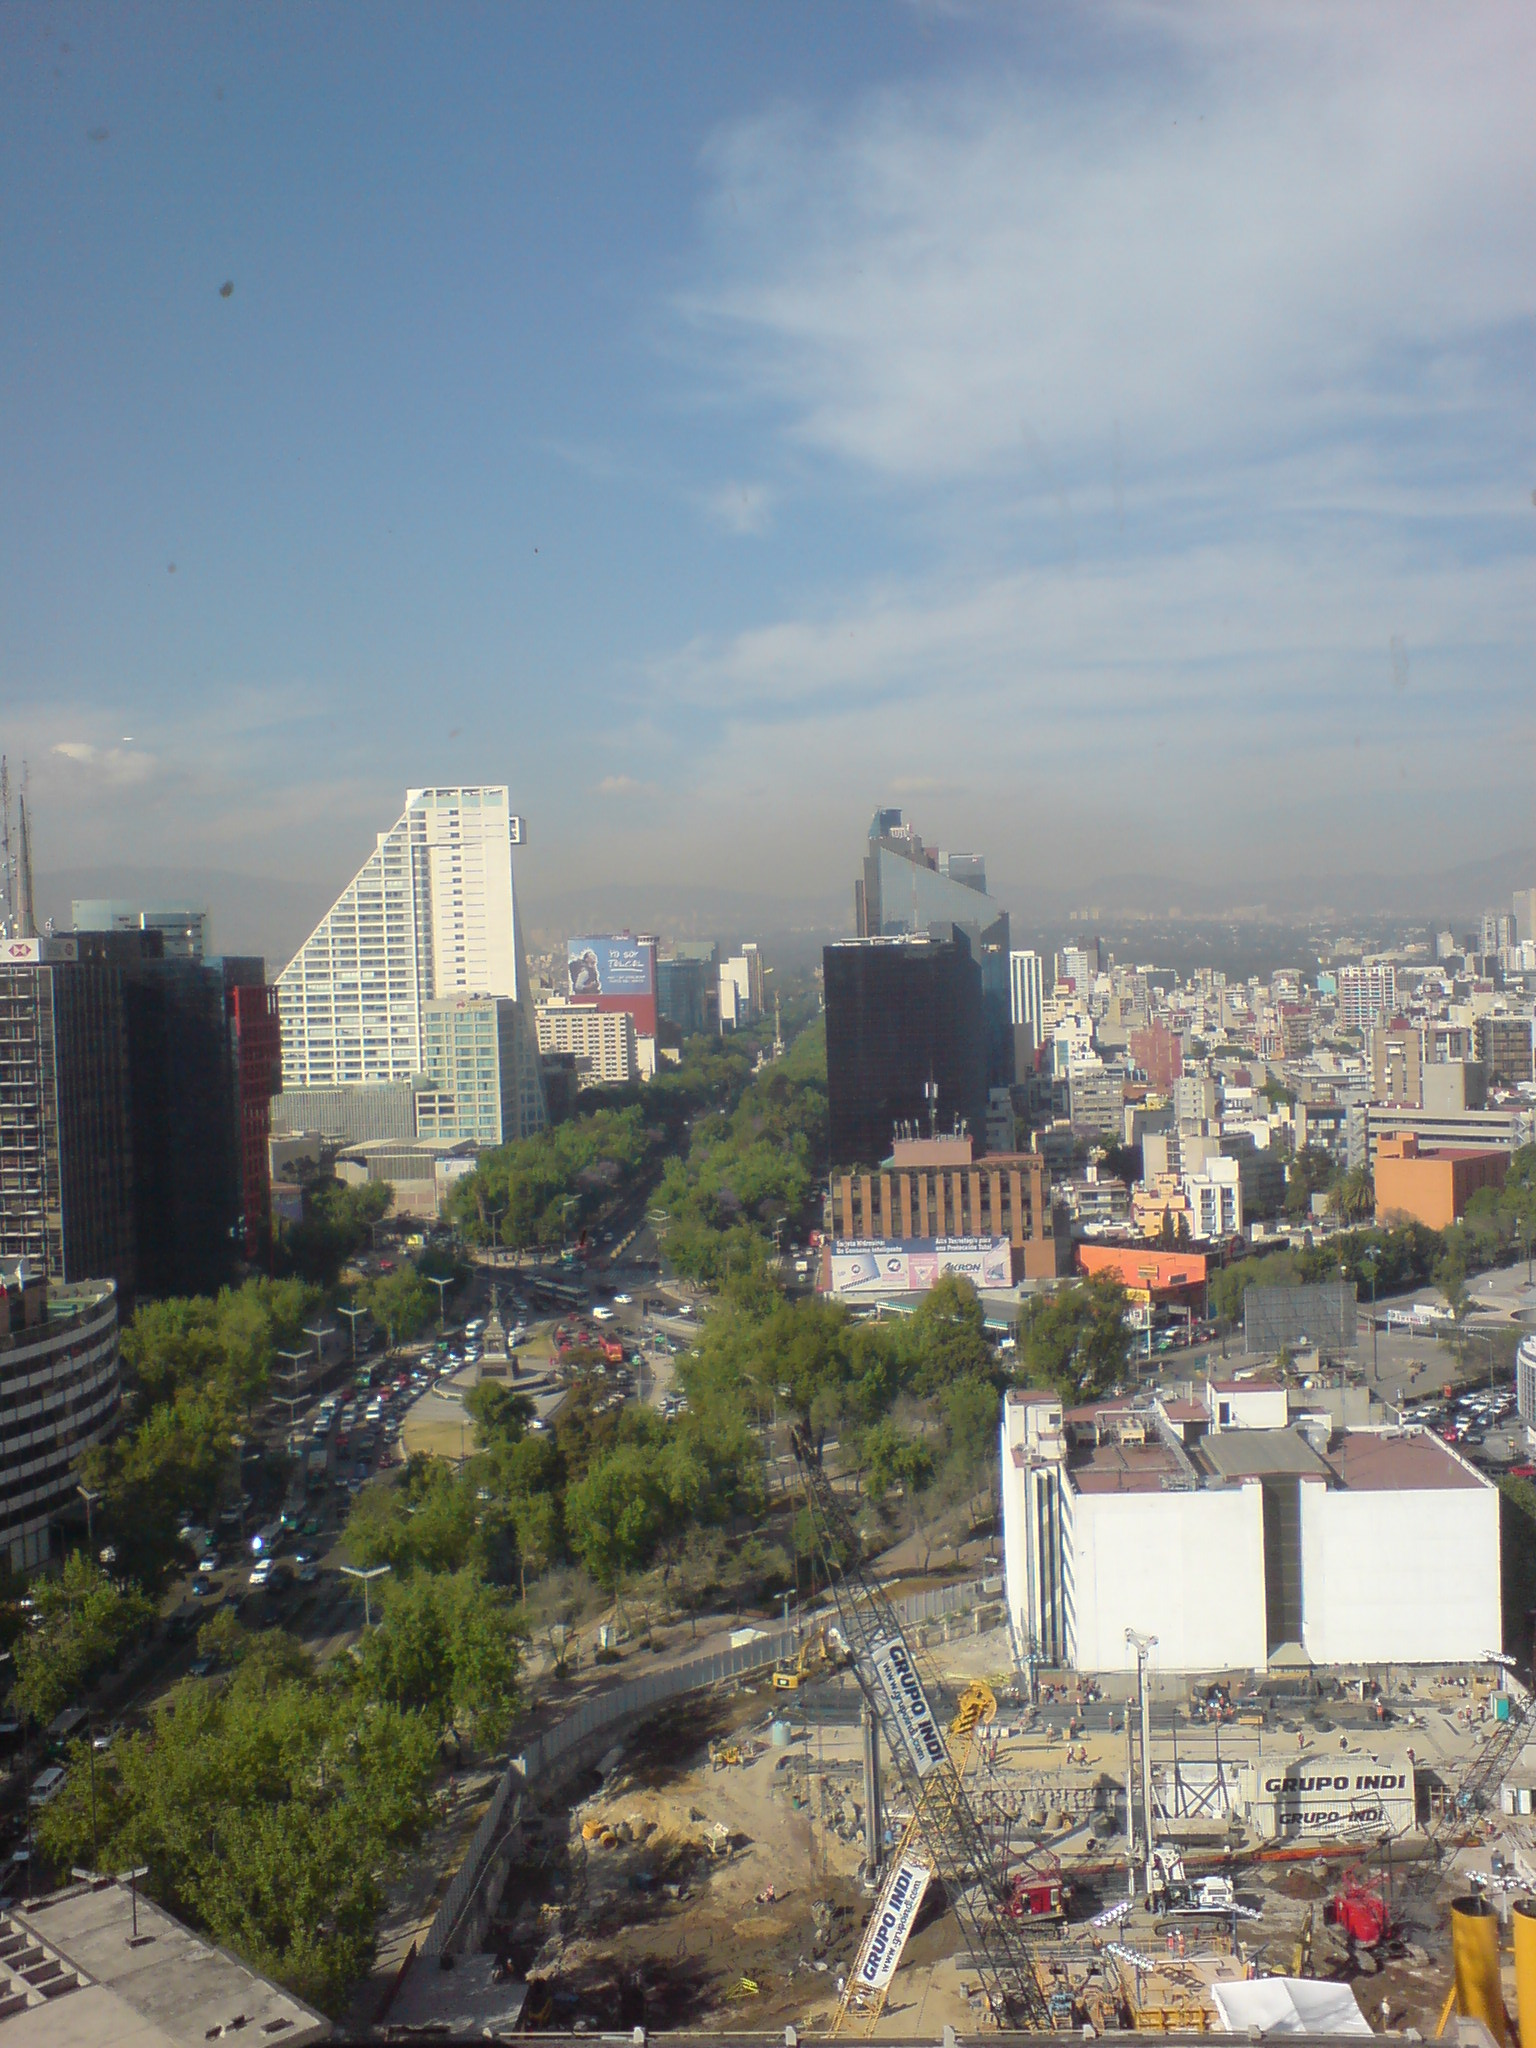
[852,1856,933,1994]
[869,1634,948,1779]
[1263,1766,1414,1838]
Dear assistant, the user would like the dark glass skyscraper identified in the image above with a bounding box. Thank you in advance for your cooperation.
[824,933,988,1169]
[854,808,1013,1086]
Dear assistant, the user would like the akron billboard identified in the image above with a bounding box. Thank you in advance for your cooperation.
[828,1237,1015,1297]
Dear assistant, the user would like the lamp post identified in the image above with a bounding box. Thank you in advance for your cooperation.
[487,1206,506,1268]
[337,1303,366,1366]
[340,1562,391,1628]
[1360,1253,1379,1380]
[303,1323,335,1385]
[428,1274,451,1332]
[274,1349,310,1436]
[77,1484,101,1558]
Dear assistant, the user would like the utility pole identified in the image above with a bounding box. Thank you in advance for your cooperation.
[1126,1629,1158,1902]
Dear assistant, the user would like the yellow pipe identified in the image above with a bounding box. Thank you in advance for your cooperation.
[1512,1899,1536,2048]
[1452,1894,1508,2046]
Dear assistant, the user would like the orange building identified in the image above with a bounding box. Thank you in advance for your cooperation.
[1373,1131,1508,1230]
[1077,1243,1208,1311]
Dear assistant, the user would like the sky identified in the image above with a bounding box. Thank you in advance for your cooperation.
[4,2,1533,953]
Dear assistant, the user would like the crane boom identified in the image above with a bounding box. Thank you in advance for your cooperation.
[790,1425,1053,2030]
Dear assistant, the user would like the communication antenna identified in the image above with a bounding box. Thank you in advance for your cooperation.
[0,757,11,938]
[923,1075,938,1140]
[17,771,37,940]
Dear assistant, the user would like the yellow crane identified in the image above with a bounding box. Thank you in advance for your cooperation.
[831,1680,998,2037]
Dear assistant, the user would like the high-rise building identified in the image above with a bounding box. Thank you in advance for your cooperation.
[564,934,659,1039]
[535,1000,641,1086]
[0,1264,120,1574]
[1338,964,1396,1032]
[1,930,276,1300]
[1514,889,1536,948]
[71,900,210,962]
[417,994,549,1143]
[656,956,708,1039]
[824,933,987,1168]
[1474,1015,1535,1087]
[0,938,137,1294]
[1009,949,1043,1043]
[855,809,1013,1085]
[276,788,544,1142]
[224,964,282,1263]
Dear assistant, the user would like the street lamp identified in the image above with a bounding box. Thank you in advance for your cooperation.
[487,1206,506,1266]
[340,1562,391,1627]
[77,1484,101,1557]
[274,1349,310,1435]
[427,1274,451,1332]
[337,1303,366,1365]
[303,1323,335,1382]
[1360,1253,1379,1380]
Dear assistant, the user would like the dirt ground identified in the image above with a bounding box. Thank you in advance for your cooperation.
[480,1635,1514,2038]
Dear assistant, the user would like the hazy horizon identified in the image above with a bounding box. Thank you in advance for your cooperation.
[6,5,1533,927]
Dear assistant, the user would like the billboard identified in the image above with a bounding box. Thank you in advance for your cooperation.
[567,936,655,1000]
[829,1237,1014,1297]
[868,1635,948,1779]
[1,937,78,965]
[851,1856,934,1993]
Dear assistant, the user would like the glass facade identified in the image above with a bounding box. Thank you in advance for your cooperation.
[418,995,545,1144]
[856,810,1013,1086]
[824,935,988,1169]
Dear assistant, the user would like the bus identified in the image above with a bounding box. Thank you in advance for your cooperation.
[528,1275,585,1312]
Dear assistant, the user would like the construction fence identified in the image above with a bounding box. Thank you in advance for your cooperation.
[418,1577,989,1958]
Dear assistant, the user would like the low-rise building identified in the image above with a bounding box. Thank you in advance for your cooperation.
[1374,1131,1508,1230]
[1002,1387,1500,1674]
[830,1131,1057,1281]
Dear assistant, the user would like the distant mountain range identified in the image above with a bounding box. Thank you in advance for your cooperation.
[36,843,1534,973]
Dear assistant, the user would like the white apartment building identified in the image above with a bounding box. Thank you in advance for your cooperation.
[1182,1155,1242,1239]
[1009,949,1044,1041]
[1002,1388,1499,1675]
[535,998,639,1084]
[1338,965,1397,1032]
[276,788,545,1138]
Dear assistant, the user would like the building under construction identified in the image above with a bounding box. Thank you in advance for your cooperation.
[1001,1385,1499,1673]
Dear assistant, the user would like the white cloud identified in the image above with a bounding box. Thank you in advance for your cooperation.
[51,740,158,787]
[682,5,1535,487]
[704,481,775,535]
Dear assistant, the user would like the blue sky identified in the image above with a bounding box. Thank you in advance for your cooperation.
[4,2,1532,943]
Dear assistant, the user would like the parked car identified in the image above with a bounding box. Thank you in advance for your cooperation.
[29,1768,66,1809]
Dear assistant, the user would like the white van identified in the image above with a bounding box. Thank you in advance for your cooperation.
[29,1767,66,1808]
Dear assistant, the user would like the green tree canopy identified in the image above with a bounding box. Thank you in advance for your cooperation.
[1018,1276,1133,1403]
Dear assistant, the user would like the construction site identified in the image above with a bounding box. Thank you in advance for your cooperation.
[404,1427,1536,2045]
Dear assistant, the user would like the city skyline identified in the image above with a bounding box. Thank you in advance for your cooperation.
[4,5,1533,923]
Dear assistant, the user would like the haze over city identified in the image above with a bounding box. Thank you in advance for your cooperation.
[5,3,1533,961]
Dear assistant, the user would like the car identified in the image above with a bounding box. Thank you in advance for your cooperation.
[613,1293,633,1305]
[29,1768,66,1809]
[92,1723,121,1753]
[188,1655,216,1678]
[198,1553,220,1574]
[191,1578,214,1598]
[296,1562,320,1585]
[591,1306,615,1322]
[249,1561,273,1588]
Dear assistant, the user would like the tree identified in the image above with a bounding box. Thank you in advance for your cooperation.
[1332,1163,1376,1226]
[860,1420,934,1502]
[903,1276,993,1394]
[564,1445,673,1589]
[1019,1277,1133,1403]
[9,1555,155,1728]
[359,1267,434,1347]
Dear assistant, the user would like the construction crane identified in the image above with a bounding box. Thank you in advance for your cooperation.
[790,1424,1054,2030]
[1395,1670,1536,1915]
[833,1680,998,2036]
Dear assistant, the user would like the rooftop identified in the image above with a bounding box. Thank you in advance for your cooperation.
[0,1879,329,2047]
[1198,1429,1332,1482]
[1070,1435,1185,1495]
[1323,1428,1483,1492]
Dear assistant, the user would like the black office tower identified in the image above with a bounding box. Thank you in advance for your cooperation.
[824,934,988,1169]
